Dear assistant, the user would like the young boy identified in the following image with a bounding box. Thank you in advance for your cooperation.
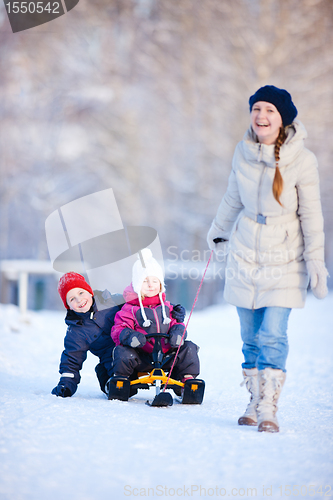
[52,271,185,397]
[52,272,123,397]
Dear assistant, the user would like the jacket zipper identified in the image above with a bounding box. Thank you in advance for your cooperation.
[253,224,262,310]
[257,161,266,216]
[253,154,266,309]
[257,143,262,162]
[151,307,161,333]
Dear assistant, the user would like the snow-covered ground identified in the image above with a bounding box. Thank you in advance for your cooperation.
[0,294,332,500]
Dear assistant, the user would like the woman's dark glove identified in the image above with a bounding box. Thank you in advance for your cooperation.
[119,328,147,348]
[207,219,229,256]
[171,304,186,323]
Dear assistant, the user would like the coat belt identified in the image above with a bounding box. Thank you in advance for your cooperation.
[244,210,298,225]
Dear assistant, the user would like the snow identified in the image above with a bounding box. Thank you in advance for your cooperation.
[0,294,332,500]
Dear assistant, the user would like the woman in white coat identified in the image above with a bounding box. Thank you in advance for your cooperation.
[207,85,328,433]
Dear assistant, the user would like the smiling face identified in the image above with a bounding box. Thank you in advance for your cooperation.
[66,287,93,313]
[141,276,161,298]
[251,101,283,145]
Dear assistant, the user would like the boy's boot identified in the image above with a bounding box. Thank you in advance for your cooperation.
[238,368,259,426]
[257,368,286,433]
[95,363,109,395]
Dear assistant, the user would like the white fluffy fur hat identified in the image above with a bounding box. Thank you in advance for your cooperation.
[132,248,165,295]
[132,248,170,327]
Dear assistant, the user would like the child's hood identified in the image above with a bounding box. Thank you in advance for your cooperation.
[123,283,166,306]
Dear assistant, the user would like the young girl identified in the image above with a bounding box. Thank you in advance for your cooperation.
[109,248,200,400]
[207,85,328,432]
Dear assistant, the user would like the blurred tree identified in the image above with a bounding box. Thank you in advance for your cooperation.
[0,0,332,284]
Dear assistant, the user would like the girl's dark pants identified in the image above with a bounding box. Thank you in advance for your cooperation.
[112,340,200,380]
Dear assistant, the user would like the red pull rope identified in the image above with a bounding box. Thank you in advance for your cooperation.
[163,250,214,392]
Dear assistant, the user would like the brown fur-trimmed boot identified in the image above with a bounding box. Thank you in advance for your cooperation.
[257,368,286,433]
[238,368,259,426]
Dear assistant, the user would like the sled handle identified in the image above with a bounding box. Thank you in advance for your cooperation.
[145,333,170,366]
[145,333,170,339]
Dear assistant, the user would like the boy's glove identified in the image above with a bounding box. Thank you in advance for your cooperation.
[51,377,77,398]
[306,260,329,300]
[119,328,147,348]
[171,304,186,323]
[207,219,229,256]
[168,324,187,348]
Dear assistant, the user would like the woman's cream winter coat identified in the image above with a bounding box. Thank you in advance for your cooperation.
[214,120,325,309]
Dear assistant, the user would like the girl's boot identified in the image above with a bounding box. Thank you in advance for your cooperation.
[257,368,286,433]
[238,367,259,426]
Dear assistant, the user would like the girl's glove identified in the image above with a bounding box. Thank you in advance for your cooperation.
[207,220,229,256]
[171,304,185,323]
[119,328,147,348]
[306,260,329,299]
[168,324,186,348]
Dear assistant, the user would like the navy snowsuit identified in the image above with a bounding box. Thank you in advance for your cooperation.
[55,291,122,396]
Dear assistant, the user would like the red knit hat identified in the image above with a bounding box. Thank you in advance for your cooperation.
[58,272,94,309]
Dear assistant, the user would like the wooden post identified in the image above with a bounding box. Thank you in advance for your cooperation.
[18,271,28,316]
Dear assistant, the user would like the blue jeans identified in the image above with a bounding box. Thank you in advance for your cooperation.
[236,307,291,372]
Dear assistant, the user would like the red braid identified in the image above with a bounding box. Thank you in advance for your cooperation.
[273,127,287,206]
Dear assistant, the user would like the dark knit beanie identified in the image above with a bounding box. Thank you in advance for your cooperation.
[249,85,297,127]
[58,272,94,309]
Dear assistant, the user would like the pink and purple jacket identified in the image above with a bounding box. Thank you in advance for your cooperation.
[111,284,183,354]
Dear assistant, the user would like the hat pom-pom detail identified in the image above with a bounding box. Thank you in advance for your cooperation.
[139,248,153,262]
